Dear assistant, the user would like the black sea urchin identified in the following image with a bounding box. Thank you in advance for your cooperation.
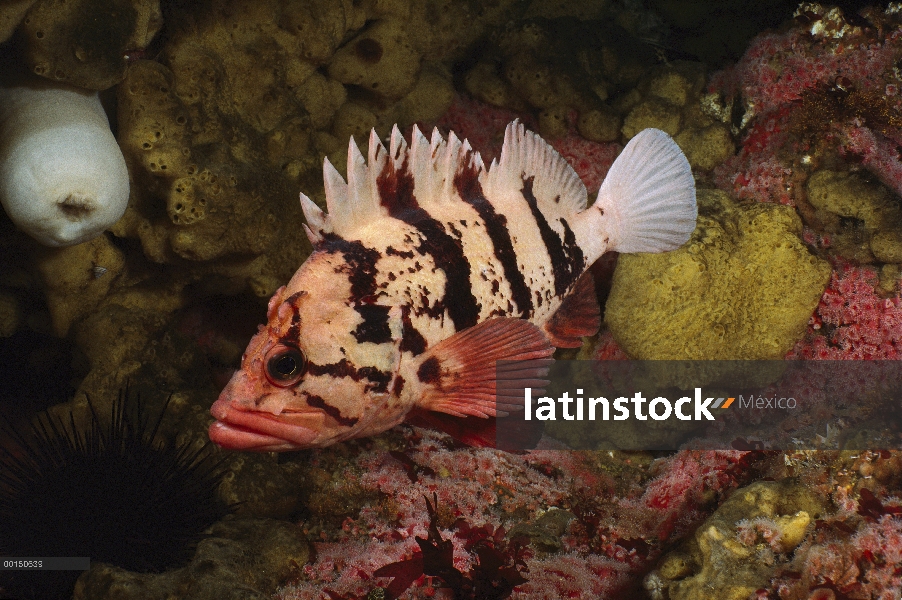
[0,389,230,600]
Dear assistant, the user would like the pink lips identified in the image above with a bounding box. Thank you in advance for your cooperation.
[208,420,294,451]
[209,395,323,451]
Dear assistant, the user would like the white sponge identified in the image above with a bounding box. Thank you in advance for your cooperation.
[0,76,130,247]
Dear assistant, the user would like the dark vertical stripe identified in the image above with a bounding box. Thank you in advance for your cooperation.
[279,292,304,346]
[392,374,405,395]
[400,307,427,356]
[560,217,585,277]
[320,234,381,303]
[377,155,481,331]
[351,304,392,344]
[521,176,583,297]
[319,235,395,346]
[417,356,442,385]
[454,161,534,317]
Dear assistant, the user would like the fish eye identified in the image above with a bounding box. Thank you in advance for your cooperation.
[263,344,306,387]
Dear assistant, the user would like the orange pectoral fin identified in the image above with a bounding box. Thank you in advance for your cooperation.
[412,317,554,419]
[543,271,601,348]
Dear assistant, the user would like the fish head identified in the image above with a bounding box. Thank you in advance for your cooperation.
[209,261,406,451]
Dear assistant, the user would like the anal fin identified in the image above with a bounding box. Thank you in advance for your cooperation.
[413,318,554,419]
[543,271,601,348]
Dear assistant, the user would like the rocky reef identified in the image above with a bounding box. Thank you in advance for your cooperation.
[0,1,901,599]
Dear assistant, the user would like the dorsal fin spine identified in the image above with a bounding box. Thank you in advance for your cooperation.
[410,125,437,201]
[322,157,346,233]
[389,124,406,164]
[429,127,444,155]
[302,223,322,244]
[440,131,461,200]
[299,192,326,235]
[366,129,387,217]
[345,138,370,233]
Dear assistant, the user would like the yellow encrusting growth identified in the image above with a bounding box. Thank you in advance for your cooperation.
[605,189,832,360]
[647,480,827,600]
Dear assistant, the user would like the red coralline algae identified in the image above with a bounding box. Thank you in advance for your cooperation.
[635,449,749,541]
[706,5,902,364]
[789,261,902,359]
[373,494,531,600]
[276,428,577,599]
[736,516,791,552]
[841,125,902,197]
[710,102,795,206]
[708,24,902,119]
[857,488,902,520]
[591,331,629,361]
[292,539,411,599]
[274,423,762,600]
[548,132,620,195]
[710,10,902,205]
[846,516,902,595]
[434,94,526,163]
[509,553,632,599]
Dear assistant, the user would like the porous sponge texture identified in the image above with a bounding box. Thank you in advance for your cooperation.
[807,169,902,264]
[651,480,828,600]
[605,189,832,360]
[111,0,513,298]
[19,0,161,90]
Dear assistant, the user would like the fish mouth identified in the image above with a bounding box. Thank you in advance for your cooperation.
[209,397,324,451]
[208,421,298,452]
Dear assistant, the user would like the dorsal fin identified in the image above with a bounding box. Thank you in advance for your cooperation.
[317,135,385,237]
[314,124,491,238]
[485,120,587,218]
[405,125,487,205]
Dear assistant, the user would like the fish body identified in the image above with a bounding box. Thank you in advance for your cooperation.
[209,121,696,451]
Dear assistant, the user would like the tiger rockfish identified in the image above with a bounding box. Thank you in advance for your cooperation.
[209,121,696,451]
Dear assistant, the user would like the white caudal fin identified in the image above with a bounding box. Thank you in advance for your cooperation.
[595,128,696,253]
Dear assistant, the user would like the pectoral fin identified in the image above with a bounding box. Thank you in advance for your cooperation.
[412,318,554,418]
